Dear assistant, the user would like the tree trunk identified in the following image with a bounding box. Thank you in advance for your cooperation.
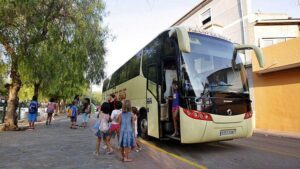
[34,83,40,100]
[0,35,22,131]
[2,59,21,131]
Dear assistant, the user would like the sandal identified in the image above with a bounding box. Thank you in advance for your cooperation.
[123,158,133,162]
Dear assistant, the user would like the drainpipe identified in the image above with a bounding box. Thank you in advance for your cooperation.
[238,0,256,129]
[238,0,247,45]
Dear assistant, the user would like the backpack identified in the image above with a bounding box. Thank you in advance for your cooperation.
[67,107,72,117]
[47,102,55,113]
[99,113,109,133]
[29,101,38,114]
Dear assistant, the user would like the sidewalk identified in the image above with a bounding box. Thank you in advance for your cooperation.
[0,117,128,169]
[0,116,200,169]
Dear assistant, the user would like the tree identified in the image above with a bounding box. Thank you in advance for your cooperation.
[0,56,8,96]
[0,0,107,130]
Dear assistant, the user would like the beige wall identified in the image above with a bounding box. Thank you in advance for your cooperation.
[254,25,300,47]
[252,38,300,133]
[179,0,249,44]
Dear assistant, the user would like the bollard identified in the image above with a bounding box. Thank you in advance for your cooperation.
[2,105,6,123]
[18,104,21,120]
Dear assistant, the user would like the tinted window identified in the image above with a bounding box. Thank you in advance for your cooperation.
[110,70,120,88]
[147,66,158,98]
[142,36,163,81]
[162,36,176,58]
[119,65,127,84]
[127,52,141,79]
[102,79,110,92]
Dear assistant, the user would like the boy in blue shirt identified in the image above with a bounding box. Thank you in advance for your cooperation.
[28,95,38,130]
[70,101,78,129]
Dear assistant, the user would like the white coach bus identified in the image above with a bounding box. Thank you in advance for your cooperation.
[102,27,264,143]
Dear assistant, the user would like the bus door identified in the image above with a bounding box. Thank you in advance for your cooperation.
[146,64,161,138]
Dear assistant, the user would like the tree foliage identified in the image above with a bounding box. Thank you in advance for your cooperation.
[19,0,107,99]
[0,0,108,130]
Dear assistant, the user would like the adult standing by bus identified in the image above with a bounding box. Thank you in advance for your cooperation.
[109,94,117,116]
[46,98,56,125]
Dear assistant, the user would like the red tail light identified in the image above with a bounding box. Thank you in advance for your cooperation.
[183,109,213,121]
[244,111,252,119]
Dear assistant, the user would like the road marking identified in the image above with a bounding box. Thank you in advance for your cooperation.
[234,141,300,159]
[139,139,207,169]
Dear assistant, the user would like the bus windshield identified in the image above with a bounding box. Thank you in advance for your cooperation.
[181,33,245,98]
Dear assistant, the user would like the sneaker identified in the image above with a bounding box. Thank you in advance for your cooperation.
[93,151,99,156]
[135,147,142,152]
[171,132,179,137]
[106,149,114,155]
[102,145,107,150]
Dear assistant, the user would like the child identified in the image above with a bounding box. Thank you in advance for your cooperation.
[46,98,56,125]
[132,107,142,152]
[70,101,77,129]
[171,80,179,137]
[28,95,38,130]
[94,102,113,156]
[108,101,122,142]
[81,98,91,128]
[118,100,135,162]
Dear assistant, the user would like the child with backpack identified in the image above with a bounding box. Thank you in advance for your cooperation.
[46,98,56,125]
[94,102,113,156]
[70,101,78,129]
[66,103,72,118]
[118,100,135,162]
[28,95,38,130]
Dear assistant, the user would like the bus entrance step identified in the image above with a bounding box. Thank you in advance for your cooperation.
[159,137,170,141]
[166,135,181,141]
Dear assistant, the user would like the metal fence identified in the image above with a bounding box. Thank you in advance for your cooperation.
[0,103,28,124]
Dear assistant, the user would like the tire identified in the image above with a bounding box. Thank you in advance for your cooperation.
[139,108,148,139]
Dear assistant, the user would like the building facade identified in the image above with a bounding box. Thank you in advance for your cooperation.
[252,38,300,133]
[172,0,300,133]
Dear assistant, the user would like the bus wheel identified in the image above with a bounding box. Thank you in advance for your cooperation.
[140,116,148,139]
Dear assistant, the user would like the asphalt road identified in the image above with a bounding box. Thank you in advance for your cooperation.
[144,133,300,169]
[1,115,299,169]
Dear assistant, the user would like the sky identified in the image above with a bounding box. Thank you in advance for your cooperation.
[92,0,300,91]
[252,0,300,17]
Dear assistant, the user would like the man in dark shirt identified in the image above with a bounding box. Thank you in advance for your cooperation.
[109,94,116,116]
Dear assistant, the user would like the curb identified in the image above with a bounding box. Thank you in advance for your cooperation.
[0,114,66,131]
[254,129,300,140]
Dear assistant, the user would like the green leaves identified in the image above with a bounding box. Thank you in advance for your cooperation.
[1,0,108,100]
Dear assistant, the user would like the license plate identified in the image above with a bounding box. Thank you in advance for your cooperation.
[220,129,236,136]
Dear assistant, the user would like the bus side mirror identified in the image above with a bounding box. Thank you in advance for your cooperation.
[233,45,265,68]
[169,27,191,53]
